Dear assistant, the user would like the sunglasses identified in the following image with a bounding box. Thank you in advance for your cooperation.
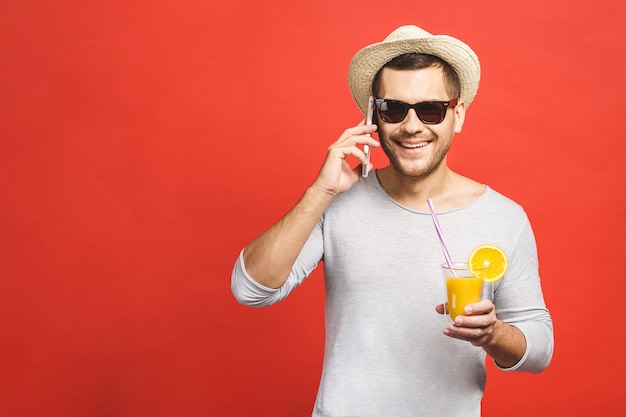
[374,98,459,124]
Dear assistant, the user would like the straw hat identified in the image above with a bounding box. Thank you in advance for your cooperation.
[348,25,481,115]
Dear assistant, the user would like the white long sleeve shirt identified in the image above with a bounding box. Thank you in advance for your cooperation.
[232,172,554,416]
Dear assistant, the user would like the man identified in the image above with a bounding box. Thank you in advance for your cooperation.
[231,25,553,416]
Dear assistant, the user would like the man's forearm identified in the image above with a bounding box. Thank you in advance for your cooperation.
[483,320,527,369]
[242,185,334,289]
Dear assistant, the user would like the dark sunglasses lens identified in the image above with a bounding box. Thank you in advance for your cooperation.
[417,103,446,124]
[379,101,407,123]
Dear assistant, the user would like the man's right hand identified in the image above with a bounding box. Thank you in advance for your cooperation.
[311,121,379,197]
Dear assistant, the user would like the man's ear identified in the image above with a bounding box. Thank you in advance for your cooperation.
[453,101,466,134]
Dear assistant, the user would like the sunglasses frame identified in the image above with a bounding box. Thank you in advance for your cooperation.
[374,98,459,124]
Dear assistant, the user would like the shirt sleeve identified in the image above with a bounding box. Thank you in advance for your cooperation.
[231,219,324,307]
[493,217,554,373]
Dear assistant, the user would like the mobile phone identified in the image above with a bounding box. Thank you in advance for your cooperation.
[362,95,375,177]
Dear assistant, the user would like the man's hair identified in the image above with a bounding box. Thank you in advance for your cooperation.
[372,53,461,100]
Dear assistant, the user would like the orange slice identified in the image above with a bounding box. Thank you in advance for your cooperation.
[468,244,508,282]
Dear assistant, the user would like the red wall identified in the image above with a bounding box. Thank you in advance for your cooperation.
[2,1,625,416]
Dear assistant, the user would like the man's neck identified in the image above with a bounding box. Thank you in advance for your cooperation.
[376,165,485,212]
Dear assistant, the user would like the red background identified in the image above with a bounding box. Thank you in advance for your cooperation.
[1,1,625,416]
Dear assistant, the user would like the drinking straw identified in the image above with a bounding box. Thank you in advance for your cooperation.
[426,198,456,276]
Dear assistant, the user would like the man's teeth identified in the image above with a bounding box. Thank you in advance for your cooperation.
[400,142,428,148]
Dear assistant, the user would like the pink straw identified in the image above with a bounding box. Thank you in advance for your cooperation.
[427,198,456,276]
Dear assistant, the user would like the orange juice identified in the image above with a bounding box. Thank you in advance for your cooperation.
[446,277,483,320]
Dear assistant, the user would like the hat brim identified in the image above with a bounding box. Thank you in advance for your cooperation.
[348,34,480,115]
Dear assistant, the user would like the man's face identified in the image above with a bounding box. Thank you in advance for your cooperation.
[375,66,465,179]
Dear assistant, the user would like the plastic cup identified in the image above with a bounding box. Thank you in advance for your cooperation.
[441,263,487,322]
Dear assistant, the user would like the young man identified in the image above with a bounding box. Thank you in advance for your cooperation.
[232,25,553,416]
